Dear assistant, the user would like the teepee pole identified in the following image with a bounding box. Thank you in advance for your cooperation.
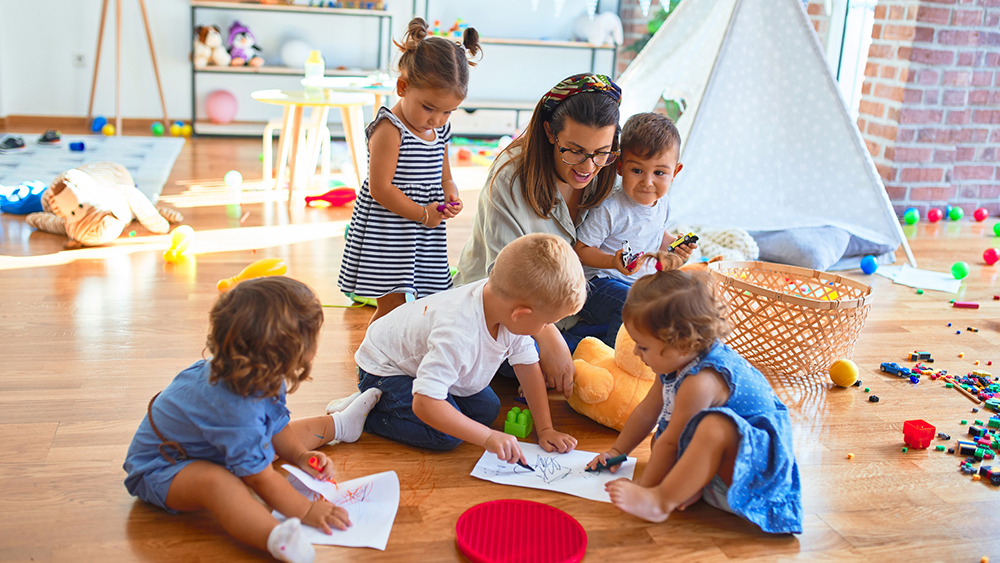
[137,0,169,126]
[115,0,122,136]
[86,0,110,123]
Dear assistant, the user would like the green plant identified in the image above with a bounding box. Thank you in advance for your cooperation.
[624,0,683,55]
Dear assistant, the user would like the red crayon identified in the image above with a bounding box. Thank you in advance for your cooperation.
[308,456,338,488]
[953,302,979,309]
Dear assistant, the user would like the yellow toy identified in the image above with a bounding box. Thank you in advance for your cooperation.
[569,256,725,430]
[163,225,195,263]
[217,257,287,292]
[829,359,859,387]
[101,124,116,136]
[569,325,657,431]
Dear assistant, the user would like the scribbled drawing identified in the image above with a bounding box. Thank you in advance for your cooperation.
[531,456,572,484]
[334,481,373,507]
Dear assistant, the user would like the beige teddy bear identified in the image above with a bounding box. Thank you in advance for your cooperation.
[25,162,182,249]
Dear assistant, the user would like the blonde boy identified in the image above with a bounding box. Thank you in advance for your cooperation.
[567,112,696,351]
[337,233,585,463]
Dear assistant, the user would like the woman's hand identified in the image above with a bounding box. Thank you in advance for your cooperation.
[302,500,351,534]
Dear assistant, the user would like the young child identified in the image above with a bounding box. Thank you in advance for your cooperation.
[333,233,584,462]
[588,253,802,535]
[338,17,481,326]
[123,277,383,563]
[568,112,696,351]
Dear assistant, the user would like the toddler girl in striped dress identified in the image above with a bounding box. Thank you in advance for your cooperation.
[339,17,481,325]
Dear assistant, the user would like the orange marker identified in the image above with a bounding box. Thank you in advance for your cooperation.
[308,456,338,488]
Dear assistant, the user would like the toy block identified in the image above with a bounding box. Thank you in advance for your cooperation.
[503,407,533,439]
[903,419,936,449]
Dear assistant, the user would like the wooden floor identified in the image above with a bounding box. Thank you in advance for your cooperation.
[1,134,998,563]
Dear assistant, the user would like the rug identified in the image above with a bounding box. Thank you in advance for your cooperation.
[0,134,184,203]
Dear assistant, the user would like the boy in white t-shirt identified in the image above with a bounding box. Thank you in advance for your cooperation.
[566,113,696,351]
[332,233,585,464]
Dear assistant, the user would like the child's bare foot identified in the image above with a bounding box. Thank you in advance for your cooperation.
[677,490,702,511]
[606,478,671,523]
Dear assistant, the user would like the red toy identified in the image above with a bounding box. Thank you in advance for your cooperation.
[984,248,999,266]
[456,499,586,563]
[927,208,943,222]
[973,207,989,222]
[305,187,357,207]
[903,419,936,449]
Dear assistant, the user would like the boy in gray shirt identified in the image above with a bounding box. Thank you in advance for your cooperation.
[567,113,696,350]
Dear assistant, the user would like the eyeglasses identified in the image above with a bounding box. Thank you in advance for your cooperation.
[553,135,618,167]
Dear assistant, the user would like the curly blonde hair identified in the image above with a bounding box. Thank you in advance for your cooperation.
[623,251,729,355]
[206,276,323,398]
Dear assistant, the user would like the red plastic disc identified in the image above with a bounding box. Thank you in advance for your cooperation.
[456,499,587,563]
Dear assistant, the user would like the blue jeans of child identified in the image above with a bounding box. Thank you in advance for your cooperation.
[357,367,500,451]
[562,276,633,352]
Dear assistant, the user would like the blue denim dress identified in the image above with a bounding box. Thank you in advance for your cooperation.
[655,340,802,534]
[123,360,290,512]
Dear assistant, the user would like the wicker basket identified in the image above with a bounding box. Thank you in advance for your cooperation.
[707,261,874,380]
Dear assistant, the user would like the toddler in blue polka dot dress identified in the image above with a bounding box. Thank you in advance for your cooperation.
[586,252,802,534]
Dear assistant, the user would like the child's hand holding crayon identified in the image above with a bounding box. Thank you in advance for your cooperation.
[300,451,336,482]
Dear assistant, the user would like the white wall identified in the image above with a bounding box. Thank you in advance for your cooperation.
[0,0,620,128]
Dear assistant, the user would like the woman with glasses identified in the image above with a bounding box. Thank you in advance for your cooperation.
[455,74,622,398]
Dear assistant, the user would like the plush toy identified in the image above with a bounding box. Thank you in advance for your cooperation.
[193,25,231,68]
[573,12,624,46]
[568,256,724,430]
[228,21,264,67]
[25,162,183,249]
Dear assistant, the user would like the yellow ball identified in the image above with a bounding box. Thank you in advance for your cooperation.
[181,124,193,137]
[829,359,859,387]
[169,124,182,136]
[101,124,115,136]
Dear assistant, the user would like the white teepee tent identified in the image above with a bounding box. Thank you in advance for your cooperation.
[617,0,915,268]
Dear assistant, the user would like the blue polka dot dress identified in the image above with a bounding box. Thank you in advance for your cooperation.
[655,340,802,534]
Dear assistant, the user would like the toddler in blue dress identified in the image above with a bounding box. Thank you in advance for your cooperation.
[123,277,382,562]
[588,252,802,534]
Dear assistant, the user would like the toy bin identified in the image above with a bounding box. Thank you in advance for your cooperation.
[903,419,936,449]
[707,261,873,381]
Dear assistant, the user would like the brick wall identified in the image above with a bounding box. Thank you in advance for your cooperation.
[859,0,1000,216]
[807,1,831,40]
[616,0,661,77]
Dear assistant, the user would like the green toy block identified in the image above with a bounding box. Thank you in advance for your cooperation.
[901,447,908,453]
[864,387,870,393]
[975,420,984,426]
[935,445,945,451]
[945,383,954,388]
[988,419,1000,430]
[504,407,533,439]
[961,420,968,425]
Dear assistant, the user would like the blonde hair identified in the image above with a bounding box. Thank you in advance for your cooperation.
[489,233,586,314]
[623,251,730,355]
[395,17,481,98]
[206,276,323,398]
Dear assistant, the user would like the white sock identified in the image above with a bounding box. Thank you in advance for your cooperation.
[331,388,382,444]
[267,518,314,563]
[325,391,361,414]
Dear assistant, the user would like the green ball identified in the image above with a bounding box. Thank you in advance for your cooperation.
[150,122,164,136]
[951,261,970,279]
[949,206,964,221]
[994,222,1000,237]
[903,209,919,225]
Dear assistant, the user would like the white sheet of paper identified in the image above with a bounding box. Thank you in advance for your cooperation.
[470,442,636,503]
[875,264,963,293]
[272,465,399,551]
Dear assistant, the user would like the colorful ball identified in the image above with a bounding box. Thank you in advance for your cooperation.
[984,248,1000,266]
[91,116,107,133]
[224,170,243,188]
[205,90,238,124]
[949,206,964,221]
[973,208,989,222]
[101,123,115,136]
[181,124,193,138]
[927,208,943,222]
[903,208,919,225]
[860,255,878,274]
[995,222,1000,237]
[169,123,182,136]
[829,359,859,388]
[951,261,970,279]
[151,122,165,136]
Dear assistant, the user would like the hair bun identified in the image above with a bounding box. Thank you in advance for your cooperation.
[462,27,481,64]
[400,17,429,53]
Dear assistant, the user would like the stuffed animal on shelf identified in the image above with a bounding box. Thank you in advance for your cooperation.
[568,256,724,430]
[193,25,231,68]
[25,162,183,249]
[573,11,624,46]
[228,21,264,67]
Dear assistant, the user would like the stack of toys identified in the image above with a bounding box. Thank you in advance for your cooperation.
[431,18,470,39]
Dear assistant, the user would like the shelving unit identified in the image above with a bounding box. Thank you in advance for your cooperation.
[189,0,392,135]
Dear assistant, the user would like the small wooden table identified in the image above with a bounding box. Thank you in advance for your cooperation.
[251,89,375,204]
[300,76,396,112]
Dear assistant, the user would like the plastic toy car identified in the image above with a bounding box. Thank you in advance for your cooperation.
[880,362,912,377]
[621,241,641,271]
[667,232,699,252]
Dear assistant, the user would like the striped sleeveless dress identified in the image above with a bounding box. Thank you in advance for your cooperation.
[338,107,454,299]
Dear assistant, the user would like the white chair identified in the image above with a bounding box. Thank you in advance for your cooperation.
[262,107,331,190]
